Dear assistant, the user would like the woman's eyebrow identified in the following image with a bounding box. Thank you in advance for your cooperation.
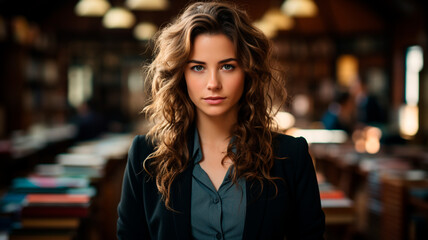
[219,58,238,64]
[187,58,238,64]
[187,60,205,64]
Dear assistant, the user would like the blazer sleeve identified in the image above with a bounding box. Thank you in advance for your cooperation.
[117,135,151,240]
[293,137,325,239]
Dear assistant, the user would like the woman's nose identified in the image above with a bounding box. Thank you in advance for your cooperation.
[207,70,221,90]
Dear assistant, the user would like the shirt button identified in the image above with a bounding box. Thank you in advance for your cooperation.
[213,198,219,204]
[216,232,222,239]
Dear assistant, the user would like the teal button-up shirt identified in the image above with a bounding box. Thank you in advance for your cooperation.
[191,129,246,240]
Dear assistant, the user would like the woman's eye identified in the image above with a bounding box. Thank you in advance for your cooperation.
[222,64,235,71]
[191,65,204,72]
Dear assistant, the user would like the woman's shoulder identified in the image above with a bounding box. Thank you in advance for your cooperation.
[271,132,315,181]
[129,134,155,154]
[272,132,310,159]
[272,132,308,148]
[127,135,155,172]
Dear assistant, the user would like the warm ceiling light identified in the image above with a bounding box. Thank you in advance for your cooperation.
[399,104,419,139]
[263,8,294,30]
[337,55,359,87]
[125,0,169,10]
[254,8,294,38]
[134,22,157,40]
[75,0,111,17]
[253,20,278,38]
[102,7,136,29]
[281,0,318,17]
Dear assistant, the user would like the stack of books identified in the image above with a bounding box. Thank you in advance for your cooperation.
[1,134,133,239]
[2,176,95,240]
[9,175,96,218]
[67,133,133,160]
[10,176,89,194]
[22,193,90,219]
[320,189,353,208]
[55,153,106,178]
[318,180,354,225]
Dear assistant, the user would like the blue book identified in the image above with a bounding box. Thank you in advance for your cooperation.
[0,193,27,231]
[10,177,89,194]
[0,193,26,214]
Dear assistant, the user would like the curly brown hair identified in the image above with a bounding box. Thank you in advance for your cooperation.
[143,1,287,210]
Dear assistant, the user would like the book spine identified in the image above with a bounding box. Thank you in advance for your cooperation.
[21,207,88,218]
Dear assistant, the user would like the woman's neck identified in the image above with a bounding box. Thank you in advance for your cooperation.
[196,113,236,149]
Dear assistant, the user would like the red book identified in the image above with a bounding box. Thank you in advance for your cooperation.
[26,194,90,206]
[319,190,345,199]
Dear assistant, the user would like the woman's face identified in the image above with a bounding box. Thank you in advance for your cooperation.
[184,33,245,122]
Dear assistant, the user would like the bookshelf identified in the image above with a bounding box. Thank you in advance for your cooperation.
[380,173,428,240]
[0,17,68,138]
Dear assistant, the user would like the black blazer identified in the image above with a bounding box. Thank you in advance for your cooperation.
[117,133,325,240]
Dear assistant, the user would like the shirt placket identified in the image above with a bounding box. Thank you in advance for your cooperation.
[212,190,223,240]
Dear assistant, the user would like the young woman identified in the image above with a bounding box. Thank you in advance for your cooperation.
[117,2,325,239]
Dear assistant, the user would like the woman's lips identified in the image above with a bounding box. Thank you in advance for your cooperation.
[203,97,226,104]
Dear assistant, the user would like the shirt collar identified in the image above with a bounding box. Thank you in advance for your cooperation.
[192,127,237,165]
[192,127,202,164]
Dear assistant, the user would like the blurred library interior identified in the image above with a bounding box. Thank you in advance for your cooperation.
[0,0,427,239]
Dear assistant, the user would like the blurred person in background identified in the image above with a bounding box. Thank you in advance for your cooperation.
[72,100,105,141]
[117,1,325,239]
[321,90,356,134]
[350,76,386,127]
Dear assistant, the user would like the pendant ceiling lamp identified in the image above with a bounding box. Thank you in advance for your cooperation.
[263,9,294,30]
[254,8,294,38]
[75,0,111,17]
[253,20,278,38]
[134,22,158,40]
[125,0,169,10]
[102,7,136,29]
[281,0,318,17]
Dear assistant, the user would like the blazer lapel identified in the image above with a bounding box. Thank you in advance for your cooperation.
[242,179,268,240]
[170,131,196,240]
[170,165,193,240]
